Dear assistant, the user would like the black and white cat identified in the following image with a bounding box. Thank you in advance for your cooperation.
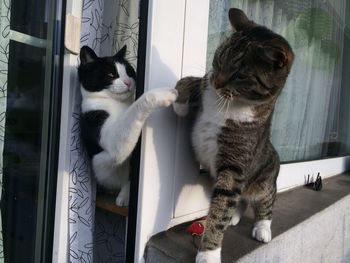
[78,45,178,206]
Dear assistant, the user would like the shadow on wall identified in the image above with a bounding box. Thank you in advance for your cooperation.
[142,46,212,252]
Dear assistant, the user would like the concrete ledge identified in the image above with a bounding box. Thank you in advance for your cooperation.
[145,174,350,263]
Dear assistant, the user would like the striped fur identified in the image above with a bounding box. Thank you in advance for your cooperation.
[173,8,294,262]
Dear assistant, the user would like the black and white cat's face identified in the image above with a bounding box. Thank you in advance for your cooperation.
[78,45,136,101]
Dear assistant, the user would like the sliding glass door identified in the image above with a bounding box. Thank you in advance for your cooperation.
[0,0,65,262]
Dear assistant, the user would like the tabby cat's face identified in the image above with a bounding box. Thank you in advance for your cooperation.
[78,45,136,101]
[211,8,294,104]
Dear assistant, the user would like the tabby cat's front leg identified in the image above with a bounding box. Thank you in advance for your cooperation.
[250,173,278,243]
[251,183,276,243]
[196,170,244,263]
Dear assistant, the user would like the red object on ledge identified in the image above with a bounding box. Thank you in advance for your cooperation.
[186,218,206,236]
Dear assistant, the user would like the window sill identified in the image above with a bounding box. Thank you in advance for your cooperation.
[96,193,128,217]
[145,173,350,262]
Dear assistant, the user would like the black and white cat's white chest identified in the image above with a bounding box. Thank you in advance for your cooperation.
[81,88,132,116]
[80,90,132,158]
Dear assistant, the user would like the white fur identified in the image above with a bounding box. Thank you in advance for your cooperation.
[116,62,129,81]
[191,84,255,178]
[99,87,177,165]
[229,209,243,226]
[252,219,272,243]
[173,101,189,116]
[196,248,221,263]
[81,63,178,206]
[115,181,130,206]
[109,63,134,97]
[229,200,247,226]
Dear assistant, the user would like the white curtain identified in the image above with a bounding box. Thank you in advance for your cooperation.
[207,0,348,162]
[0,0,10,261]
[69,0,139,262]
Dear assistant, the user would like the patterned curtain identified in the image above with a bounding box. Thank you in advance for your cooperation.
[207,0,348,162]
[0,0,10,261]
[69,1,139,262]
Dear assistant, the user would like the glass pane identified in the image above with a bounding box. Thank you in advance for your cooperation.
[10,0,48,39]
[2,41,45,262]
[206,0,350,162]
[0,0,62,262]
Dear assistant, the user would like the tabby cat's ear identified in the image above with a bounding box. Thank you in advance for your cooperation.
[115,45,127,59]
[80,46,98,65]
[257,46,287,68]
[228,8,254,31]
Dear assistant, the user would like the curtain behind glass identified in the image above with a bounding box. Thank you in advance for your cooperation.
[69,1,139,262]
[207,0,349,162]
[0,0,10,261]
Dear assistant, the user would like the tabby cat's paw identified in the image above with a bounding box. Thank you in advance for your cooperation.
[173,102,189,116]
[252,219,272,243]
[144,88,178,109]
[196,248,221,263]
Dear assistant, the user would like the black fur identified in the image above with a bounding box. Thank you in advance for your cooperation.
[80,110,109,158]
[78,45,136,93]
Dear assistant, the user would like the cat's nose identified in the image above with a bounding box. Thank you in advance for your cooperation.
[123,79,132,87]
[214,73,227,89]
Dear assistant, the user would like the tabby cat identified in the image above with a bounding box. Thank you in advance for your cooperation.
[173,8,294,262]
[78,45,178,206]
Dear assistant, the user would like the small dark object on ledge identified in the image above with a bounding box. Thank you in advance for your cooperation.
[305,173,323,191]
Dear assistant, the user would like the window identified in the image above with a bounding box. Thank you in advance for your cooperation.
[207,0,350,162]
[0,0,64,262]
[182,0,350,190]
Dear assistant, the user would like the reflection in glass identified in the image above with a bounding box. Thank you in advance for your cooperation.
[2,41,46,262]
[0,0,61,262]
[206,0,350,162]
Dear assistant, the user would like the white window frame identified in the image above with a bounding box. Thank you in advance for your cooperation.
[52,1,82,263]
[134,0,350,262]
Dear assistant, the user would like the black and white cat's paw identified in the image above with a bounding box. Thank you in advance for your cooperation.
[144,88,178,109]
[115,182,130,207]
[252,219,272,243]
[173,102,189,116]
[196,248,221,263]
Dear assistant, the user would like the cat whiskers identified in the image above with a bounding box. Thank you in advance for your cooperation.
[216,95,228,115]
[215,96,225,113]
[224,98,231,118]
[215,90,234,117]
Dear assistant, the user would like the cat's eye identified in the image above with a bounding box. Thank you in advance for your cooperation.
[236,73,248,81]
[108,73,114,77]
[230,72,247,81]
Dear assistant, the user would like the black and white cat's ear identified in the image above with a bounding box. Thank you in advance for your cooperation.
[257,46,287,68]
[228,8,255,31]
[115,45,127,59]
[80,46,98,65]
